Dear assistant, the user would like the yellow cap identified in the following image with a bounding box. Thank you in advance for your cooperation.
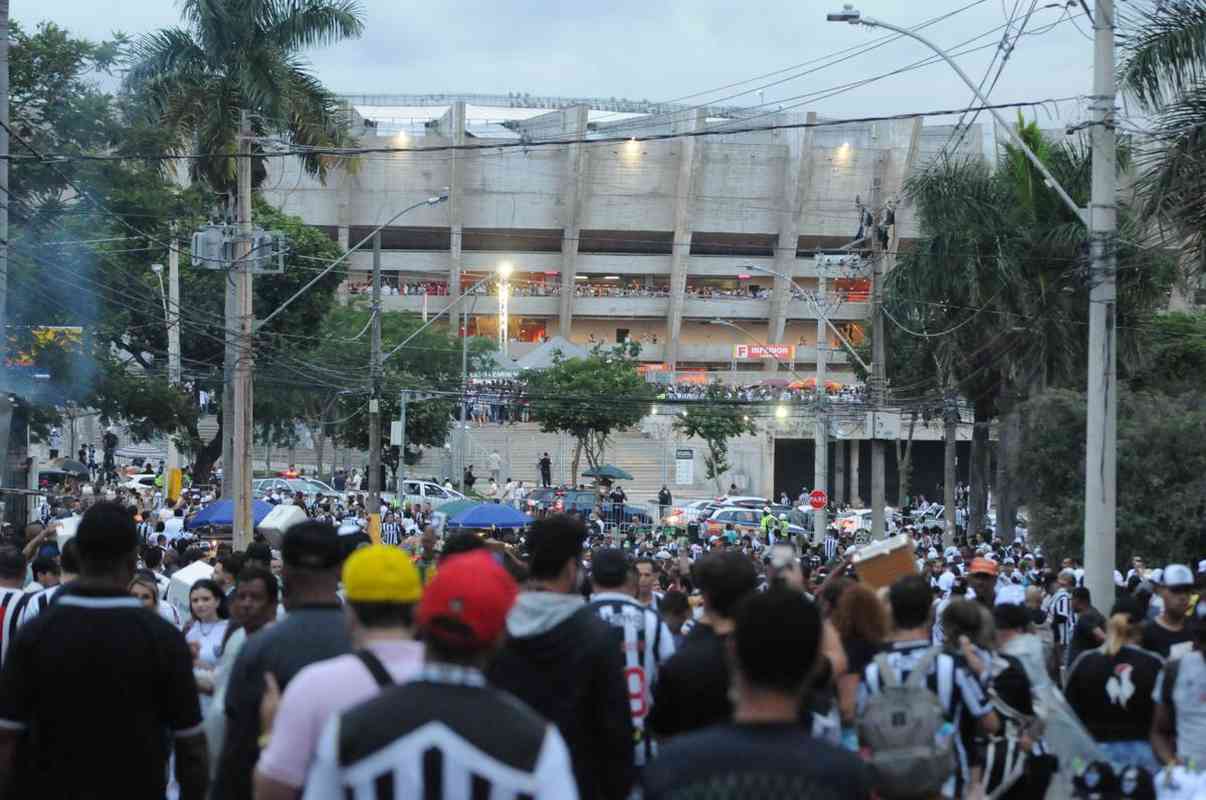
[341,545,423,603]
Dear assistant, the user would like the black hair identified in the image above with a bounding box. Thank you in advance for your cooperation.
[235,566,279,604]
[74,501,138,574]
[590,548,631,589]
[888,575,934,630]
[189,578,230,620]
[422,619,490,663]
[693,552,758,618]
[142,546,164,570]
[348,601,416,629]
[659,588,689,617]
[0,547,27,581]
[281,520,342,571]
[734,588,821,692]
[218,552,245,577]
[30,554,60,580]
[1072,586,1092,604]
[526,514,586,581]
[60,538,81,575]
[440,531,487,561]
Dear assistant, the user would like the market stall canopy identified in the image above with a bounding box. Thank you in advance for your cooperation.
[444,502,533,530]
[512,336,590,370]
[581,464,635,481]
[185,499,273,530]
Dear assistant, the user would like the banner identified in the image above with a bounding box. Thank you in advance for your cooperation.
[733,343,794,361]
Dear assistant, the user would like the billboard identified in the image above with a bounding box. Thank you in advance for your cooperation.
[732,343,794,361]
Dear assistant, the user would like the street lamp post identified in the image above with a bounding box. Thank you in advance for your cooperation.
[498,261,513,360]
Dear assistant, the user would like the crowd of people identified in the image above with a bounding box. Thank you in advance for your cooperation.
[2,464,1205,799]
[657,380,868,403]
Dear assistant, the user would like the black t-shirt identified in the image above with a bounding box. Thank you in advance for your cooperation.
[842,636,882,677]
[1141,619,1195,659]
[648,623,731,738]
[1064,645,1164,741]
[0,584,201,800]
[1068,606,1106,665]
[643,722,872,800]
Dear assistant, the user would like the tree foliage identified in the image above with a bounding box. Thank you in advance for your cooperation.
[524,342,653,483]
[673,382,758,493]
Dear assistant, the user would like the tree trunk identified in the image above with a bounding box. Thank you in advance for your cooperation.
[263,434,272,474]
[968,399,992,541]
[943,389,958,547]
[191,414,223,488]
[570,438,583,487]
[896,411,917,508]
[313,426,326,482]
[995,387,1017,543]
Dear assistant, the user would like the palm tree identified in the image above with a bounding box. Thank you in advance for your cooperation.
[890,119,1173,539]
[1119,1,1206,287]
[125,0,364,193]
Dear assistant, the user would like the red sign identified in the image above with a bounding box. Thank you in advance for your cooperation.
[809,489,828,510]
[733,344,795,361]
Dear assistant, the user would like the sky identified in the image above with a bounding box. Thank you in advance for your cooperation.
[25,0,1097,126]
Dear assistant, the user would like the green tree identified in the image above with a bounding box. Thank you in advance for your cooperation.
[524,342,653,484]
[1119,0,1206,280]
[125,0,363,192]
[1019,388,1206,566]
[673,382,759,494]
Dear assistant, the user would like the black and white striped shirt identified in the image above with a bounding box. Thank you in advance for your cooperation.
[0,588,24,664]
[857,640,992,783]
[1051,589,1074,648]
[589,592,676,767]
[823,535,840,563]
[303,663,577,800]
[381,521,402,546]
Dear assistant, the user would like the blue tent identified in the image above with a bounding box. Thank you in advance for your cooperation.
[185,499,274,530]
[445,502,533,530]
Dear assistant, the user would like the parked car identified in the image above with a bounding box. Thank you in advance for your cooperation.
[399,479,465,509]
[120,474,160,495]
[661,499,721,527]
[523,487,561,514]
[703,506,807,540]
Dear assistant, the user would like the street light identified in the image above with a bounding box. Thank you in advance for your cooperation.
[824,5,1084,223]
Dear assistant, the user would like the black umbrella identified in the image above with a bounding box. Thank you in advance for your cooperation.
[52,458,90,477]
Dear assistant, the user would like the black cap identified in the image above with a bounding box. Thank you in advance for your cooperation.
[591,548,631,589]
[281,521,342,570]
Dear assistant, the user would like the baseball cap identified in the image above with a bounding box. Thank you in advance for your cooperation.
[969,557,998,577]
[1162,563,1195,589]
[342,545,422,603]
[418,551,518,650]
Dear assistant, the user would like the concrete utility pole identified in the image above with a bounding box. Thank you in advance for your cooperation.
[368,232,383,519]
[869,180,887,541]
[1083,0,1118,611]
[165,234,182,490]
[231,111,255,548]
[0,0,11,492]
[814,255,828,537]
[396,388,407,500]
[221,270,235,500]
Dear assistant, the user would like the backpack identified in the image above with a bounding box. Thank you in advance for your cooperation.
[858,648,955,800]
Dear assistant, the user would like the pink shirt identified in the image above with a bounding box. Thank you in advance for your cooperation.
[255,639,425,788]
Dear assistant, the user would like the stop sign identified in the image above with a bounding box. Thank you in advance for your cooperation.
[809,489,828,510]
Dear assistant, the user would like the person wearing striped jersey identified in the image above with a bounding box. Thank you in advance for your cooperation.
[380,512,402,546]
[14,538,80,633]
[857,575,1000,797]
[0,547,27,665]
[1050,569,1077,665]
[589,549,676,769]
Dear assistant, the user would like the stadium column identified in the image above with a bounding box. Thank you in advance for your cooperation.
[557,105,590,339]
[765,111,817,372]
[834,439,846,506]
[447,101,467,338]
[664,109,705,370]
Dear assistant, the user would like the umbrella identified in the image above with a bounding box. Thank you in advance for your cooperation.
[581,464,634,481]
[185,499,274,530]
[445,502,533,529]
[434,499,480,518]
[52,458,89,477]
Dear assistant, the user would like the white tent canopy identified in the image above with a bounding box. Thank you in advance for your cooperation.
[511,336,590,371]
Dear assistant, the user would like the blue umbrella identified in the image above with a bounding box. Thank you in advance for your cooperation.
[185,499,274,530]
[445,502,533,530]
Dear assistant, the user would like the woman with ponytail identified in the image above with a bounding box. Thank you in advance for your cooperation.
[1063,596,1165,772]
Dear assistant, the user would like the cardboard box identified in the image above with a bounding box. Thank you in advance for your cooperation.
[852,533,917,589]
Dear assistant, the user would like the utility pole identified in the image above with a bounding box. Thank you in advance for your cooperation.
[1083,0,1118,611]
[368,232,383,525]
[869,177,886,541]
[396,388,407,501]
[221,273,235,500]
[231,111,255,548]
[166,232,181,495]
[813,253,828,541]
[0,0,11,493]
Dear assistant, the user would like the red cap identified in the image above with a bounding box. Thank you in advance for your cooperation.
[418,551,518,650]
[969,557,998,577]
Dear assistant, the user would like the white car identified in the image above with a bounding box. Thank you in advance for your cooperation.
[120,474,160,494]
[662,499,719,526]
[399,480,465,509]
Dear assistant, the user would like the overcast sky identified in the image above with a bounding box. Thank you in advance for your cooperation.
[26,0,1096,125]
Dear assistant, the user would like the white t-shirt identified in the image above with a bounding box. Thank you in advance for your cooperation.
[163,517,185,540]
[1154,649,1206,767]
[185,619,230,670]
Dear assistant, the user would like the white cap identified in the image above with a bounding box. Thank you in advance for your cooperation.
[1150,568,1164,585]
[937,572,956,593]
[996,584,1027,606]
[1198,559,1206,575]
[1163,564,1195,588]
